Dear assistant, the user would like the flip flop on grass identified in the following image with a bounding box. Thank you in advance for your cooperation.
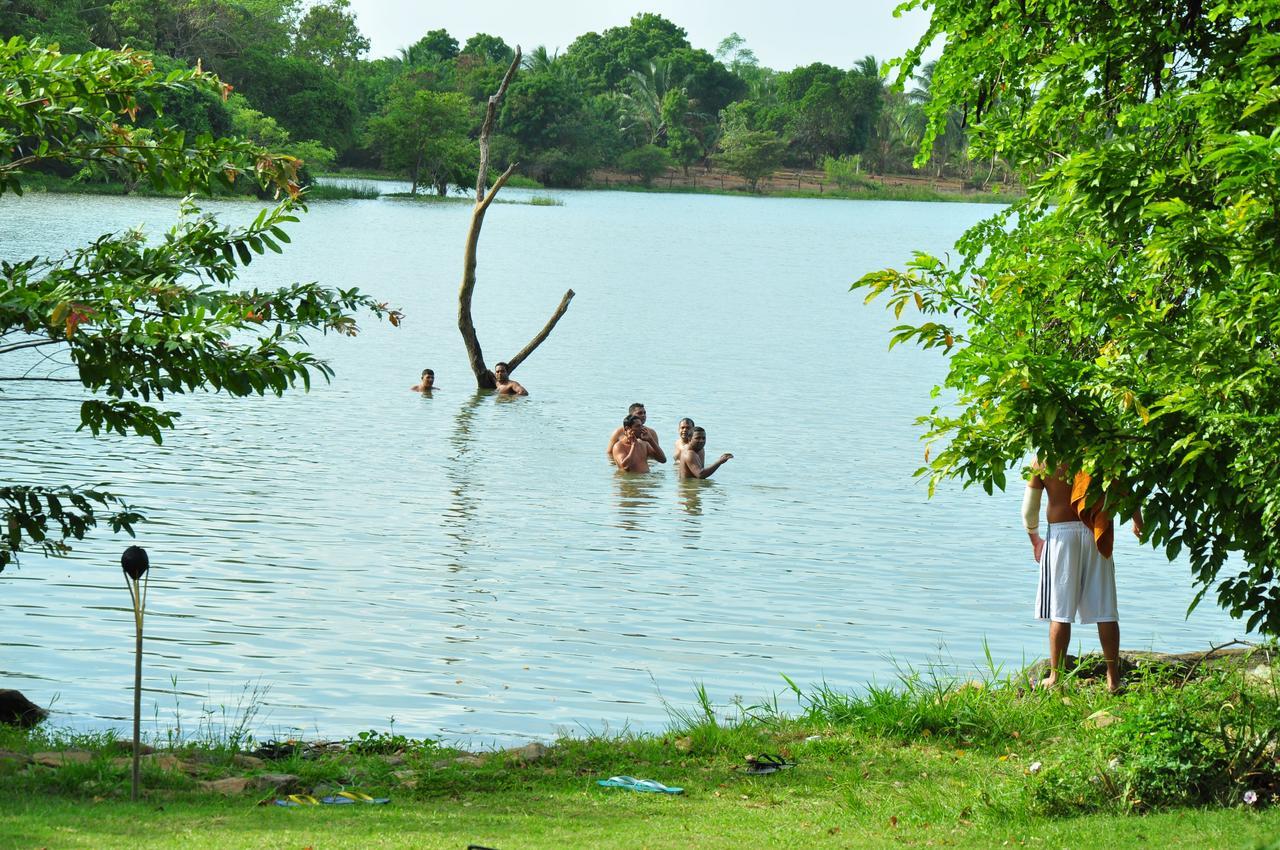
[745,753,797,775]
[320,790,391,805]
[274,791,390,807]
[274,794,321,807]
[596,775,683,794]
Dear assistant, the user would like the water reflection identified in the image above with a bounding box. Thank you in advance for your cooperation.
[442,391,487,564]
[614,472,661,533]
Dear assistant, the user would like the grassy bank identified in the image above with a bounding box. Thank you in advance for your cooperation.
[3,650,1280,848]
[11,172,381,201]
[589,179,1021,205]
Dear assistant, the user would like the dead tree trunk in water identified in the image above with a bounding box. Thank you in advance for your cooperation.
[458,46,575,389]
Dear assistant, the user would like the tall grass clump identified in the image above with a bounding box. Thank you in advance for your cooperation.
[305,183,381,200]
[1028,664,1280,814]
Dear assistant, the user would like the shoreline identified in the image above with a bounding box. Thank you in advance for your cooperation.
[2,645,1275,848]
[8,169,1019,206]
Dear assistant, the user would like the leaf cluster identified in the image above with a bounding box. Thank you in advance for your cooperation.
[857,1,1280,630]
[0,38,399,572]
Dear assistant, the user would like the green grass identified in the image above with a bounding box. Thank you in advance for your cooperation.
[3,653,1279,848]
[303,183,381,200]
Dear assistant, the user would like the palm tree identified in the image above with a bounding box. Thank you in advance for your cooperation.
[618,60,687,145]
[522,45,561,74]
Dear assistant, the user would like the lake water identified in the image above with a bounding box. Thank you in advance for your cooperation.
[0,184,1247,746]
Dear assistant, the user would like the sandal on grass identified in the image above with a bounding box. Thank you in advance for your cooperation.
[274,794,321,807]
[596,775,683,794]
[745,753,797,775]
[321,790,391,805]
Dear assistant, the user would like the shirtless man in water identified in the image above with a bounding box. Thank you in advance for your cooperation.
[606,403,664,463]
[492,362,528,396]
[1024,461,1142,693]
[672,417,695,465]
[611,414,661,472]
[410,368,435,393]
[677,427,732,479]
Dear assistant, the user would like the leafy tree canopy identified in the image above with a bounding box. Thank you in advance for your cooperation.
[563,13,690,93]
[0,38,397,570]
[857,1,1280,630]
[293,0,369,67]
[369,80,475,195]
[461,32,514,65]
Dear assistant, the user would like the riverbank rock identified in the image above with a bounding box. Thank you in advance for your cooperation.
[251,773,301,793]
[199,776,251,795]
[0,690,48,728]
[1023,647,1259,686]
[33,750,92,767]
[232,754,265,770]
[505,742,549,763]
[109,753,194,773]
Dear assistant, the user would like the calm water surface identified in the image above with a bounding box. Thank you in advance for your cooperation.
[0,185,1246,745]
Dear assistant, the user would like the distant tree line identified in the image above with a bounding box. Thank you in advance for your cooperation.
[0,2,1001,191]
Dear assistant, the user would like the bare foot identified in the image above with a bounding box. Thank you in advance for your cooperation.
[1107,674,1126,695]
[1038,675,1058,691]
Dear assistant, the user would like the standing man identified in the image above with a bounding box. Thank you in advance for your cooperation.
[1023,461,1142,693]
[492,362,528,396]
[410,368,435,393]
[672,418,695,465]
[677,427,733,479]
[611,414,661,472]
[606,403,665,463]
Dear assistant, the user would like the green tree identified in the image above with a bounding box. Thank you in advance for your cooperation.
[293,0,369,67]
[856,1,1280,631]
[369,81,475,194]
[0,39,397,571]
[563,13,690,93]
[715,116,785,192]
[461,33,513,65]
[617,143,671,186]
[661,88,701,173]
[401,28,458,65]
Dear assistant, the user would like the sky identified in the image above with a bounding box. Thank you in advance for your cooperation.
[343,0,934,73]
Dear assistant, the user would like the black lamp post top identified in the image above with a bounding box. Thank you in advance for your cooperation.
[121,546,149,580]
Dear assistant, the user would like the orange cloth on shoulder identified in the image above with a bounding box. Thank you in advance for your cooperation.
[1071,472,1114,558]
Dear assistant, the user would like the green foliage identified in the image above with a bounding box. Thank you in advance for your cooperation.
[293,0,368,67]
[617,143,671,186]
[715,117,786,191]
[823,154,869,189]
[0,38,397,571]
[856,0,1280,631]
[368,81,474,195]
[1029,669,1280,813]
[563,13,690,93]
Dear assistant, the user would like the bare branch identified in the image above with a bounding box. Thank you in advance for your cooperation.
[0,338,61,356]
[475,46,522,202]
[506,289,576,373]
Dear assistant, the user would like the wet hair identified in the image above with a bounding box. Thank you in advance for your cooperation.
[692,427,706,436]
[421,368,434,378]
[678,417,694,428]
[628,402,645,414]
[494,361,509,371]
[623,414,641,428]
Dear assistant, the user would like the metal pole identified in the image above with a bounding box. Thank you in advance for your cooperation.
[121,546,150,803]
[132,603,142,801]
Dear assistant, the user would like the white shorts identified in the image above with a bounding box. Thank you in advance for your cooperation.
[1035,521,1117,624]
